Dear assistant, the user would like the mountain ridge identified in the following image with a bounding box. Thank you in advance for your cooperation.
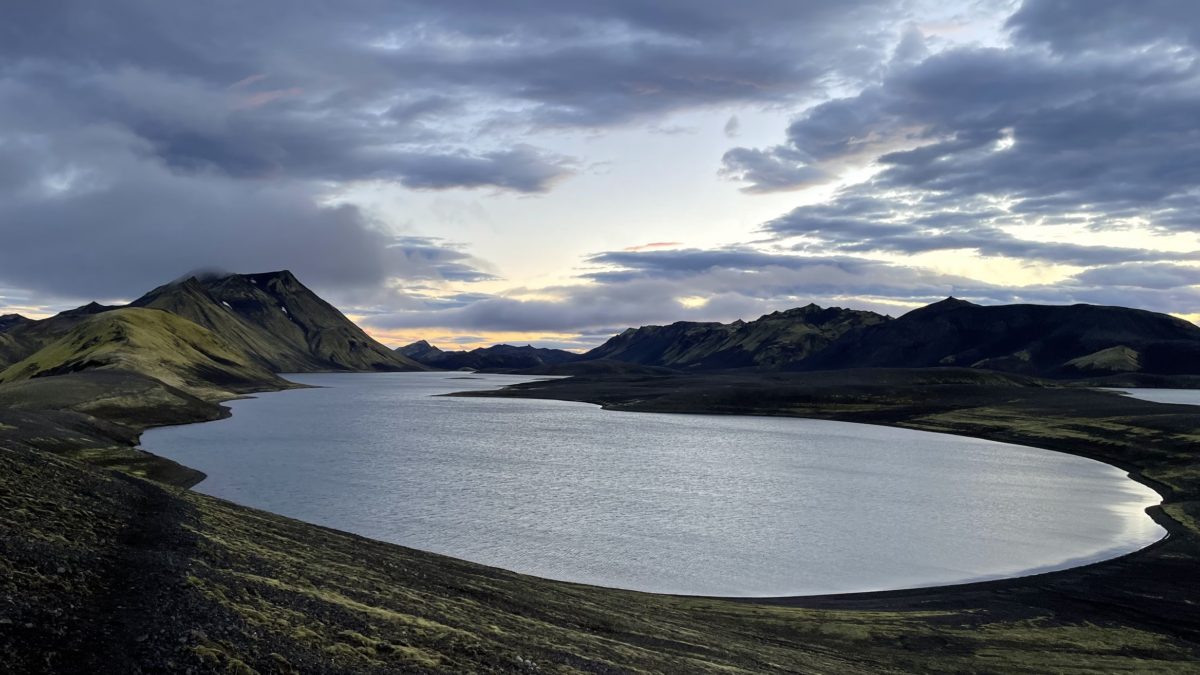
[399,342,582,371]
[570,298,1200,377]
[583,304,888,370]
[807,300,1200,377]
[0,270,423,398]
[0,307,291,399]
[134,271,423,372]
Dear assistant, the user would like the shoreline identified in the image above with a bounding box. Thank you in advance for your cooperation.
[446,369,1200,630]
[139,370,1172,603]
[7,367,1200,671]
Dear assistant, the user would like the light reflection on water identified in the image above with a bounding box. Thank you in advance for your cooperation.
[144,372,1164,597]
[1109,388,1200,406]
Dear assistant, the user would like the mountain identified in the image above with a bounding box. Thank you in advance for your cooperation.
[0,270,422,398]
[512,359,679,376]
[400,342,583,371]
[0,302,119,367]
[0,308,289,399]
[585,304,888,370]
[397,339,445,362]
[0,313,32,332]
[807,298,1200,377]
[0,316,28,365]
[133,271,423,372]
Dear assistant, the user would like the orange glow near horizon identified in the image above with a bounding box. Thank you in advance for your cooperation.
[357,308,1200,351]
[0,305,54,320]
[359,324,595,352]
[3,304,1197,351]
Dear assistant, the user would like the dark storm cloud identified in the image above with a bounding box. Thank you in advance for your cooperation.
[384,237,496,283]
[0,125,494,300]
[719,147,827,193]
[1073,264,1200,290]
[763,193,1200,266]
[584,248,862,281]
[0,0,912,307]
[385,147,574,193]
[2,64,571,193]
[722,10,1200,240]
[1007,0,1200,52]
[2,0,904,187]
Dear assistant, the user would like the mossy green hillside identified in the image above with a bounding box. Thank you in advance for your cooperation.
[0,308,290,399]
[134,273,423,373]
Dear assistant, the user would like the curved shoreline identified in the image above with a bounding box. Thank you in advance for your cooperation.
[136,372,1175,605]
[444,369,1200,620]
[10,368,1200,671]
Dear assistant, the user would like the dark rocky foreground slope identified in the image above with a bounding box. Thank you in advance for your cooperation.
[0,371,224,487]
[5,368,1200,672]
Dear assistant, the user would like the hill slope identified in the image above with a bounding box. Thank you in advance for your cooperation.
[135,272,423,372]
[0,303,118,367]
[809,298,1200,377]
[586,304,887,370]
[0,308,289,399]
[396,339,444,363]
[399,342,582,371]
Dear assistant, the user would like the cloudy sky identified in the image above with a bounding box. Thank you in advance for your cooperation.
[2,1,1198,350]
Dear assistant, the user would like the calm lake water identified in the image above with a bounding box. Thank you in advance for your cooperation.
[143,373,1164,597]
[1112,388,1200,406]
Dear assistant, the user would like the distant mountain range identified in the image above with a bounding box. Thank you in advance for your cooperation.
[805,298,1200,376]
[404,298,1200,378]
[6,269,1200,395]
[398,341,582,371]
[585,304,886,370]
[0,271,422,399]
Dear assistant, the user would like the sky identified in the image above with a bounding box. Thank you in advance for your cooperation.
[1,0,1198,350]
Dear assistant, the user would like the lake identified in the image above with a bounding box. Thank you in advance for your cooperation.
[1111,388,1200,406]
[142,372,1164,597]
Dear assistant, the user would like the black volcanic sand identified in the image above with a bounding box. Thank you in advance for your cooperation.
[3,368,1200,672]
